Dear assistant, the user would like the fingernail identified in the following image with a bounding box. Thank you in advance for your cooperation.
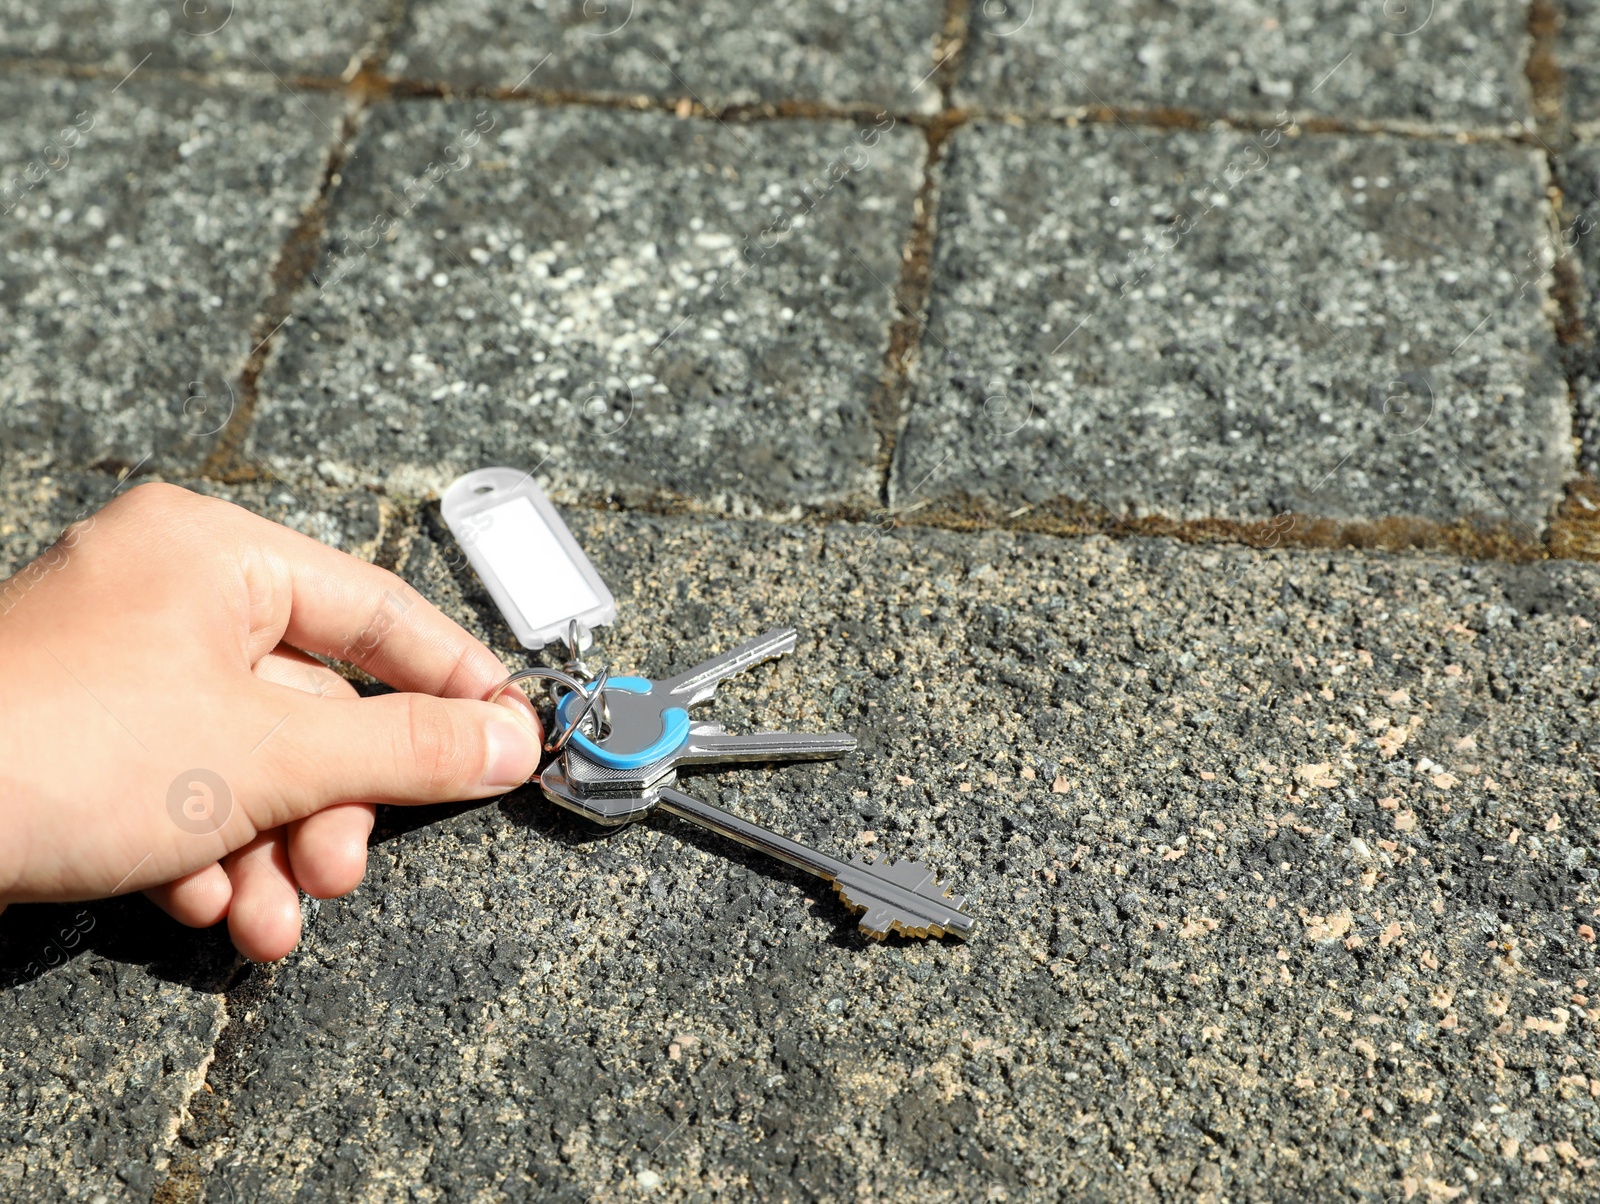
[494,688,538,723]
[483,719,541,789]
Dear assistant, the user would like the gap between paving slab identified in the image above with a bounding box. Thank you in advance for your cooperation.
[190,84,1600,563]
[4,3,1596,550]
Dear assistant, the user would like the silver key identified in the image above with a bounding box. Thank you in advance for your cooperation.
[657,786,974,941]
[677,727,860,766]
[657,628,799,706]
[526,630,975,941]
[541,728,859,822]
[540,630,855,822]
[545,723,858,811]
[554,627,802,767]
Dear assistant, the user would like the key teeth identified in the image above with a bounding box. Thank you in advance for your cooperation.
[856,903,898,941]
[838,888,965,941]
[831,854,972,941]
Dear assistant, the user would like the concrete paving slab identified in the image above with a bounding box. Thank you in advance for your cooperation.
[0,900,230,1201]
[955,0,1534,128]
[390,0,946,113]
[1556,144,1600,481]
[9,476,1590,1198]
[0,0,395,78]
[895,122,1571,535]
[1562,0,1600,127]
[0,75,345,479]
[248,102,922,512]
[230,504,1600,1199]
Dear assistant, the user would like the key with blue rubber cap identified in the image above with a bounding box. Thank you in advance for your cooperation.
[534,629,975,941]
[552,628,805,772]
[543,628,856,821]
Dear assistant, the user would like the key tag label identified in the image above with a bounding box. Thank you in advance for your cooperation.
[441,467,616,650]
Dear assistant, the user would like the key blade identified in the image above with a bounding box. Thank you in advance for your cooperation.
[678,730,857,766]
[653,787,969,942]
[831,854,975,941]
[660,628,798,705]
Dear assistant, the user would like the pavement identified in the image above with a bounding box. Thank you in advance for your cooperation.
[2,3,1600,1202]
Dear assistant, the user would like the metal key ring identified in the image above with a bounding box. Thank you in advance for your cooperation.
[487,666,609,753]
[544,666,610,755]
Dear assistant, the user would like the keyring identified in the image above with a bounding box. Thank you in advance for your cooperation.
[487,665,611,753]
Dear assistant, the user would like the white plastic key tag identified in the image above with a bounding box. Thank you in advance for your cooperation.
[441,467,616,651]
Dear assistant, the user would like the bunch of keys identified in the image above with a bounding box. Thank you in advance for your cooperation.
[490,628,974,940]
[445,468,974,941]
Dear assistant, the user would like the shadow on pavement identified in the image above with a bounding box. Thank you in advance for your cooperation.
[0,893,236,993]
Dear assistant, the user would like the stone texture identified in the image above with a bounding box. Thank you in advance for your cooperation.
[1557,145,1600,481]
[956,0,1534,127]
[895,122,1570,533]
[0,900,230,1201]
[12,479,1593,1199]
[248,102,921,512]
[2,1,1597,1197]
[1563,0,1600,127]
[0,0,396,78]
[390,0,945,112]
[0,75,345,478]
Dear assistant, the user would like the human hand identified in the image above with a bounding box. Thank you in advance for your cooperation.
[0,483,543,961]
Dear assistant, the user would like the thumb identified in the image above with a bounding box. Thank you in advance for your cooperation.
[256,690,545,820]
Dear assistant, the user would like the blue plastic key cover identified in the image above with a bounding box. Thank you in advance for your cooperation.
[555,677,691,770]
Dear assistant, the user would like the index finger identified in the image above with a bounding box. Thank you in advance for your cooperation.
[235,502,517,704]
